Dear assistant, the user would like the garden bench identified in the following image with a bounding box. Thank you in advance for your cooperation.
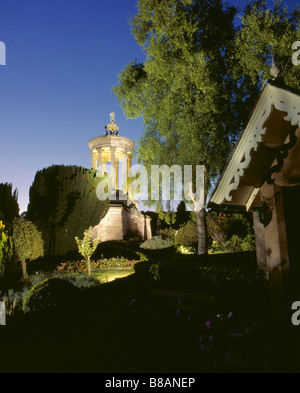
[128,288,218,332]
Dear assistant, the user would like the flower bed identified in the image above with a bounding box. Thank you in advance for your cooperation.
[56,257,139,273]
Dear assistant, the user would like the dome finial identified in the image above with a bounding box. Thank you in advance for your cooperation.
[270,55,280,80]
[105,112,119,135]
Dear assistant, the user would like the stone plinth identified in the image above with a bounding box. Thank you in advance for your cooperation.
[91,202,152,242]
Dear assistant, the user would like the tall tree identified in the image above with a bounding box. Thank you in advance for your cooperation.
[113,0,238,254]
[0,183,19,224]
[175,200,190,229]
[114,0,300,255]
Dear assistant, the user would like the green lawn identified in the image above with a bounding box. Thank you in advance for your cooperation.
[94,268,135,283]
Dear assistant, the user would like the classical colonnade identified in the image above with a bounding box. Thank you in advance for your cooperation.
[90,146,133,191]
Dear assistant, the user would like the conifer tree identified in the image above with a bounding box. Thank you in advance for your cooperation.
[27,165,109,256]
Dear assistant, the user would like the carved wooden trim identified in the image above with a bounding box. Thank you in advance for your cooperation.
[212,84,300,205]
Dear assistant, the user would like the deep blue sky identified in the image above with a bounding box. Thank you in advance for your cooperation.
[0,0,298,213]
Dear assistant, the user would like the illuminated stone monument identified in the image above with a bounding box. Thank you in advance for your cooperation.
[88,113,152,242]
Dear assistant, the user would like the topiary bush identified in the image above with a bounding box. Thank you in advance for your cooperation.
[23,277,79,314]
[12,217,44,278]
[27,165,110,256]
[175,220,198,252]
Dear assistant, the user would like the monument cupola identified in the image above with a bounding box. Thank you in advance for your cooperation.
[88,112,135,193]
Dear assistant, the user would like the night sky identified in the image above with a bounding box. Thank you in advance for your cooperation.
[0,0,298,213]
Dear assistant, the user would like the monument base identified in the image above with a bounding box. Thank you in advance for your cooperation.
[92,193,152,242]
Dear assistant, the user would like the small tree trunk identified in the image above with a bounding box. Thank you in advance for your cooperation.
[21,259,28,278]
[196,208,207,255]
[87,256,91,276]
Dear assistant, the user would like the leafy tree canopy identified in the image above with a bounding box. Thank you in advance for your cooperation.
[114,0,238,185]
[233,0,300,89]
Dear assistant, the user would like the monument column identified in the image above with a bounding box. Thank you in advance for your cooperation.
[122,151,128,194]
[103,158,107,173]
[110,147,116,189]
[127,151,132,174]
[92,150,99,170]
[97,148,103,174]
[90,151,96,169]
[115,156,119,190]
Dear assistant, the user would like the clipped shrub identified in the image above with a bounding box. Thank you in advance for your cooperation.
[27,165,109,256]
[12,218,44,278]
[143,253,267,317]
[23,277,79,314]
[0,221,13,282]
[140,235,174,250]
[175,220,198,251]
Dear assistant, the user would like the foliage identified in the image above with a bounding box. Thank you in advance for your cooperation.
[233,0,300,90]
[149,263,161,281]
[114,0,239,175]
[211,234,256,254]
[175,201,190,229]
[12,218,44,278]
[207,211,237,242]
[56,257,138,273]
[0,288,29,317]
[140,235,174,250]
[114,0,300,255]
[175,220,198,250]
[22,270,100,290]
[158,211,176,226]
[206,211,255,253]
[0,183,19,224]
[0,221,13,282]
[75,227,100,276]
[206,211,252,242]
[139,253,266,296]
[27,165,109,256]
[156,227,177,240]
[23,277,79,314]
[176,244,195,255]
[113,0,240,255]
